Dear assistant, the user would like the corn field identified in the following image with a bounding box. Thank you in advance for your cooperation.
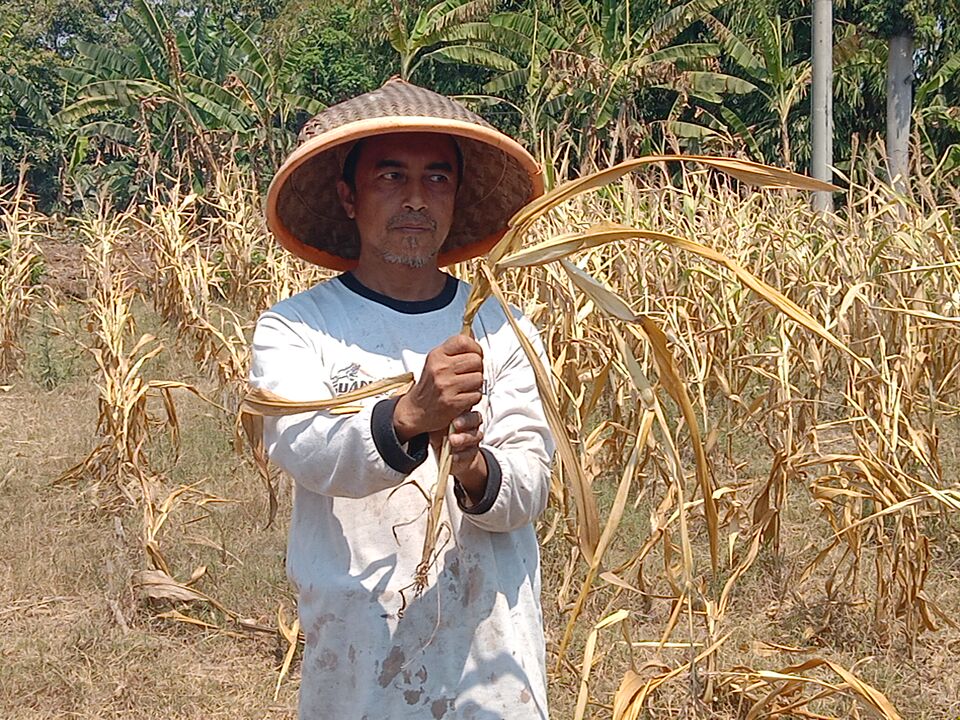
[1,151,959,719]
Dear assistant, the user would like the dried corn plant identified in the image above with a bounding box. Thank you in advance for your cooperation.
[58,203,228,605]
[207,164,266,310]
[144,184,250,402]
[204,161,328,315]
[616,653,906,719]
[58,205,170,507]
[0,173,45,377]
[230,147,956,713]
[509,164,958,717]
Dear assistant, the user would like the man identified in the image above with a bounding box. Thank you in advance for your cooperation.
[250,79,554,719]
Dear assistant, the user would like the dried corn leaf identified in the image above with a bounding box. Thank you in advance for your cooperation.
[508,155,836,232]
[480,263,600,561]
[877,305,960,326]
[133,568,231,617]
[413,426,455,595]
[574,609,630,720]
[635,316,719,573]
[503,214,858,367]
[157,608,219,630]
[659,235,858,361]
[275,604,301,700]
[561,259,638,322]
[240,374,414,416]
[496,223,664,269]
[735,657,905,720]
[613,633,732,720]
[556,413,651,668]
[237,373,415,525]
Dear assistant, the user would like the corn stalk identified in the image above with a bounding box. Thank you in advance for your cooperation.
[0,174,44,377]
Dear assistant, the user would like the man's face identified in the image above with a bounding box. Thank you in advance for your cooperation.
[337,133,459,269]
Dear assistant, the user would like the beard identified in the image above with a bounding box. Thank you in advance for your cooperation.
[382,250,432,268]
[380,231,440,268]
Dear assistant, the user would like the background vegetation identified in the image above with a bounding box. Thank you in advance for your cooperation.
[1,1,959,718]
[2,0,959,203]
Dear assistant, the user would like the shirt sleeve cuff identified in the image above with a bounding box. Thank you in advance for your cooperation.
[371,397,429,474]
[454,447,502,515]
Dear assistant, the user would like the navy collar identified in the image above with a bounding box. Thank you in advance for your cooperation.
[338,272,459,314]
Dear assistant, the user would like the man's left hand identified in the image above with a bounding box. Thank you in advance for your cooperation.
[431,411,488,505]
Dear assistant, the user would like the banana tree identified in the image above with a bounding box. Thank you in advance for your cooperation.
[709,3,871,168]
[382,0,517,81]
[706,10,811,166]
[476,0,755,165]
[56,0,321,190]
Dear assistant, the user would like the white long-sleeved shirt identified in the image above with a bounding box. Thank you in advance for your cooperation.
[249,272,554,720]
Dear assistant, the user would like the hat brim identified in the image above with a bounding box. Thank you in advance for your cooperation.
[266,116,544,270]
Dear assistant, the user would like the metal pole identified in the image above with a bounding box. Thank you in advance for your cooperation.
[886,32,914,196]
[811,0,833,212]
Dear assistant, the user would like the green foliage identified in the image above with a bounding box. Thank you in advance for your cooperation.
[30,306,79,390]
[854,0,951,38]
[2,0,960,202]
[466,0,749,168]
[55,0,322,200]
[382,0,516,81]
[707,7,813,166]
[830,0,960,182]
[0,11,67,206]
[274,3,387,105]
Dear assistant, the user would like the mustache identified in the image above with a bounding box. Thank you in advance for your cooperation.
[387,212,437,230]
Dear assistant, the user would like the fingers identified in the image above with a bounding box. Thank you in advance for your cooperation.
[431,410,484,484]
[449,442,481,476]
[450,411,482,433]
[448,412,482,455]
[440,334,483,359]
[429,413,482,450]
[394,336,485,437]
[435,370,483,402]
[448,430,482,454]
[433,413,483,453]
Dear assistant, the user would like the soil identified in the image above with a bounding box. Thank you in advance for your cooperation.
[36,223,153,300]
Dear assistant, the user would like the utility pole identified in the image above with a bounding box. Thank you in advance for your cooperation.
[886,31,914,196]
[811,0,833,212]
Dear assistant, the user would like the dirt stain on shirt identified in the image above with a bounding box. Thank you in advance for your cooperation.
[377,645,405,688]
[430,698,454,718]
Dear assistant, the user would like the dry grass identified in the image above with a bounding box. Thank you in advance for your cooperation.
[0,351,295,719]
[2,152,959,718]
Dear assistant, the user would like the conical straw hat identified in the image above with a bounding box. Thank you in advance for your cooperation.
[266,78,543,270]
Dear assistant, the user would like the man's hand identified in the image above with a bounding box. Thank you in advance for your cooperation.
[394,336,490,504]
[393,335,484,442]
[429,411,487,503]
[448,411,489,505]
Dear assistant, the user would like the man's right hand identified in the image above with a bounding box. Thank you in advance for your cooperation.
[393,335,484,443]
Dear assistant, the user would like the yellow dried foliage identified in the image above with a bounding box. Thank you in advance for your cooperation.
[51,150,960,713]
[0,173,45,376]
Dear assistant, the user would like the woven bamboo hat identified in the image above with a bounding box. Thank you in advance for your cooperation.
[265,78,543,270]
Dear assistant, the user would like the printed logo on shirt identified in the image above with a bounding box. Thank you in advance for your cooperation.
[330,363,376,395]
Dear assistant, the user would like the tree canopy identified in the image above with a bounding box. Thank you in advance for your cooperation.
[1,0,958,206]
